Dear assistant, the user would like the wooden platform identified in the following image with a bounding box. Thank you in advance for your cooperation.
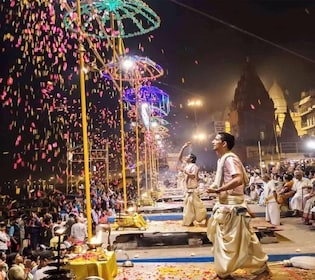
[104,217,283,249]
[109,217,282,234]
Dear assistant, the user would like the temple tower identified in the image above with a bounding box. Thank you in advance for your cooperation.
[229,58,275,147]
[268,81,287,136]
[280,106,299,142]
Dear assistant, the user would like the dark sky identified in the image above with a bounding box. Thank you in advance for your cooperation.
[1,0,315,181]
[142,0,315,108]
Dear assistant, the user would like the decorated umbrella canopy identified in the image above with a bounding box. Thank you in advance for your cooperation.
[124,85,170,118]
[62,0,162,82]
[63,0,161,38]
[103,55,164,82]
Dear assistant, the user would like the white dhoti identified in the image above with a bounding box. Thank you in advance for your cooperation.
[290,194,303,211]
[207,195,268,278]
[265,201,281,226]
[182,189,207,226]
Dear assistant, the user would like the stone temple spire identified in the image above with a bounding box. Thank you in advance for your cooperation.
[268,81,287,136]
[230,58,275,146]
[280,106,299,142]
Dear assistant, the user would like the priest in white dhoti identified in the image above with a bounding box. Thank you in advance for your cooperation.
[262,173,281,226]
[178,141,207,226]
[207,132,269,279]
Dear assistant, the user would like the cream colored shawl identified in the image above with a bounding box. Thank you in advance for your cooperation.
[211,151,249,189]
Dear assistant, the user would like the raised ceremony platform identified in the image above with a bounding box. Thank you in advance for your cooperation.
[98,203,282,251]
[107,216,315,264]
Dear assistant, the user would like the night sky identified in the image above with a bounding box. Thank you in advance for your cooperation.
[1,0,315,183]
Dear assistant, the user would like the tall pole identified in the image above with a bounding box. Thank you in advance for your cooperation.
[106,142,109,189]
[66,145,69,195]
[135,91,141,200]
[108,12,128,210]
[144,137,148,193]
[149,140,153,190]
[258,141,263,175]
[119,80,128,210]
[76,0,92,240]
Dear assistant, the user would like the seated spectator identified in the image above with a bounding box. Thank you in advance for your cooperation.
[0,252,8,277]
[0,223,9,254]
[7,253,25,280]
[70,216,87,245]
[62,236,73,252]
[247,184,259,203]
[7,265,24,280]
[99,210,110,224]
[290,170,311,216]
[32,251,56,280]
[277,173,294,211]
[0,259,7,280]
[24,259,33,280]
[302,181,315,225]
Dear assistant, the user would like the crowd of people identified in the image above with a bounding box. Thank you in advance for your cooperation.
[0,180,127,280]
[245,167,315,227]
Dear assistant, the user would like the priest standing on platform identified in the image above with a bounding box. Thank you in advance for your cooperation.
[207,132,269,279]
[178,141,207,227]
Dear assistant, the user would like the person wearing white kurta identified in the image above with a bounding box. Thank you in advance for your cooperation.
[262,174,280,226]
[290,170,311,216]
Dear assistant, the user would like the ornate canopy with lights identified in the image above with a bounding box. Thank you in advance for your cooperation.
[103,55,164,82]
[123,85,170,117]
[63,0,161,38]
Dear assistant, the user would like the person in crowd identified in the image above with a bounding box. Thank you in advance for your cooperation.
[26,213,41,251]
[98,210,110,224]
[64,213,76,238]
[290,169,311,216]
[7,264,24,280]
[7,253,25,280]
[248,184,259,203]
[40,214,53,248]
[32,251,56,280]
[247,170,263,194]
[9,217,21,253]
[0,252,8,278]
[70,216,87,244]
[262,173,281,226]
[277,173,294,212]
[302,181,315,225]
[24,259,33,280]
[178,141,207,227]
[0,259,7,280]
[51,216,64,238]
[62,235,73,250]
[0,223,9,254]
[207,132,269,279]
[17,215,26,254]
[91,205,99,234]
